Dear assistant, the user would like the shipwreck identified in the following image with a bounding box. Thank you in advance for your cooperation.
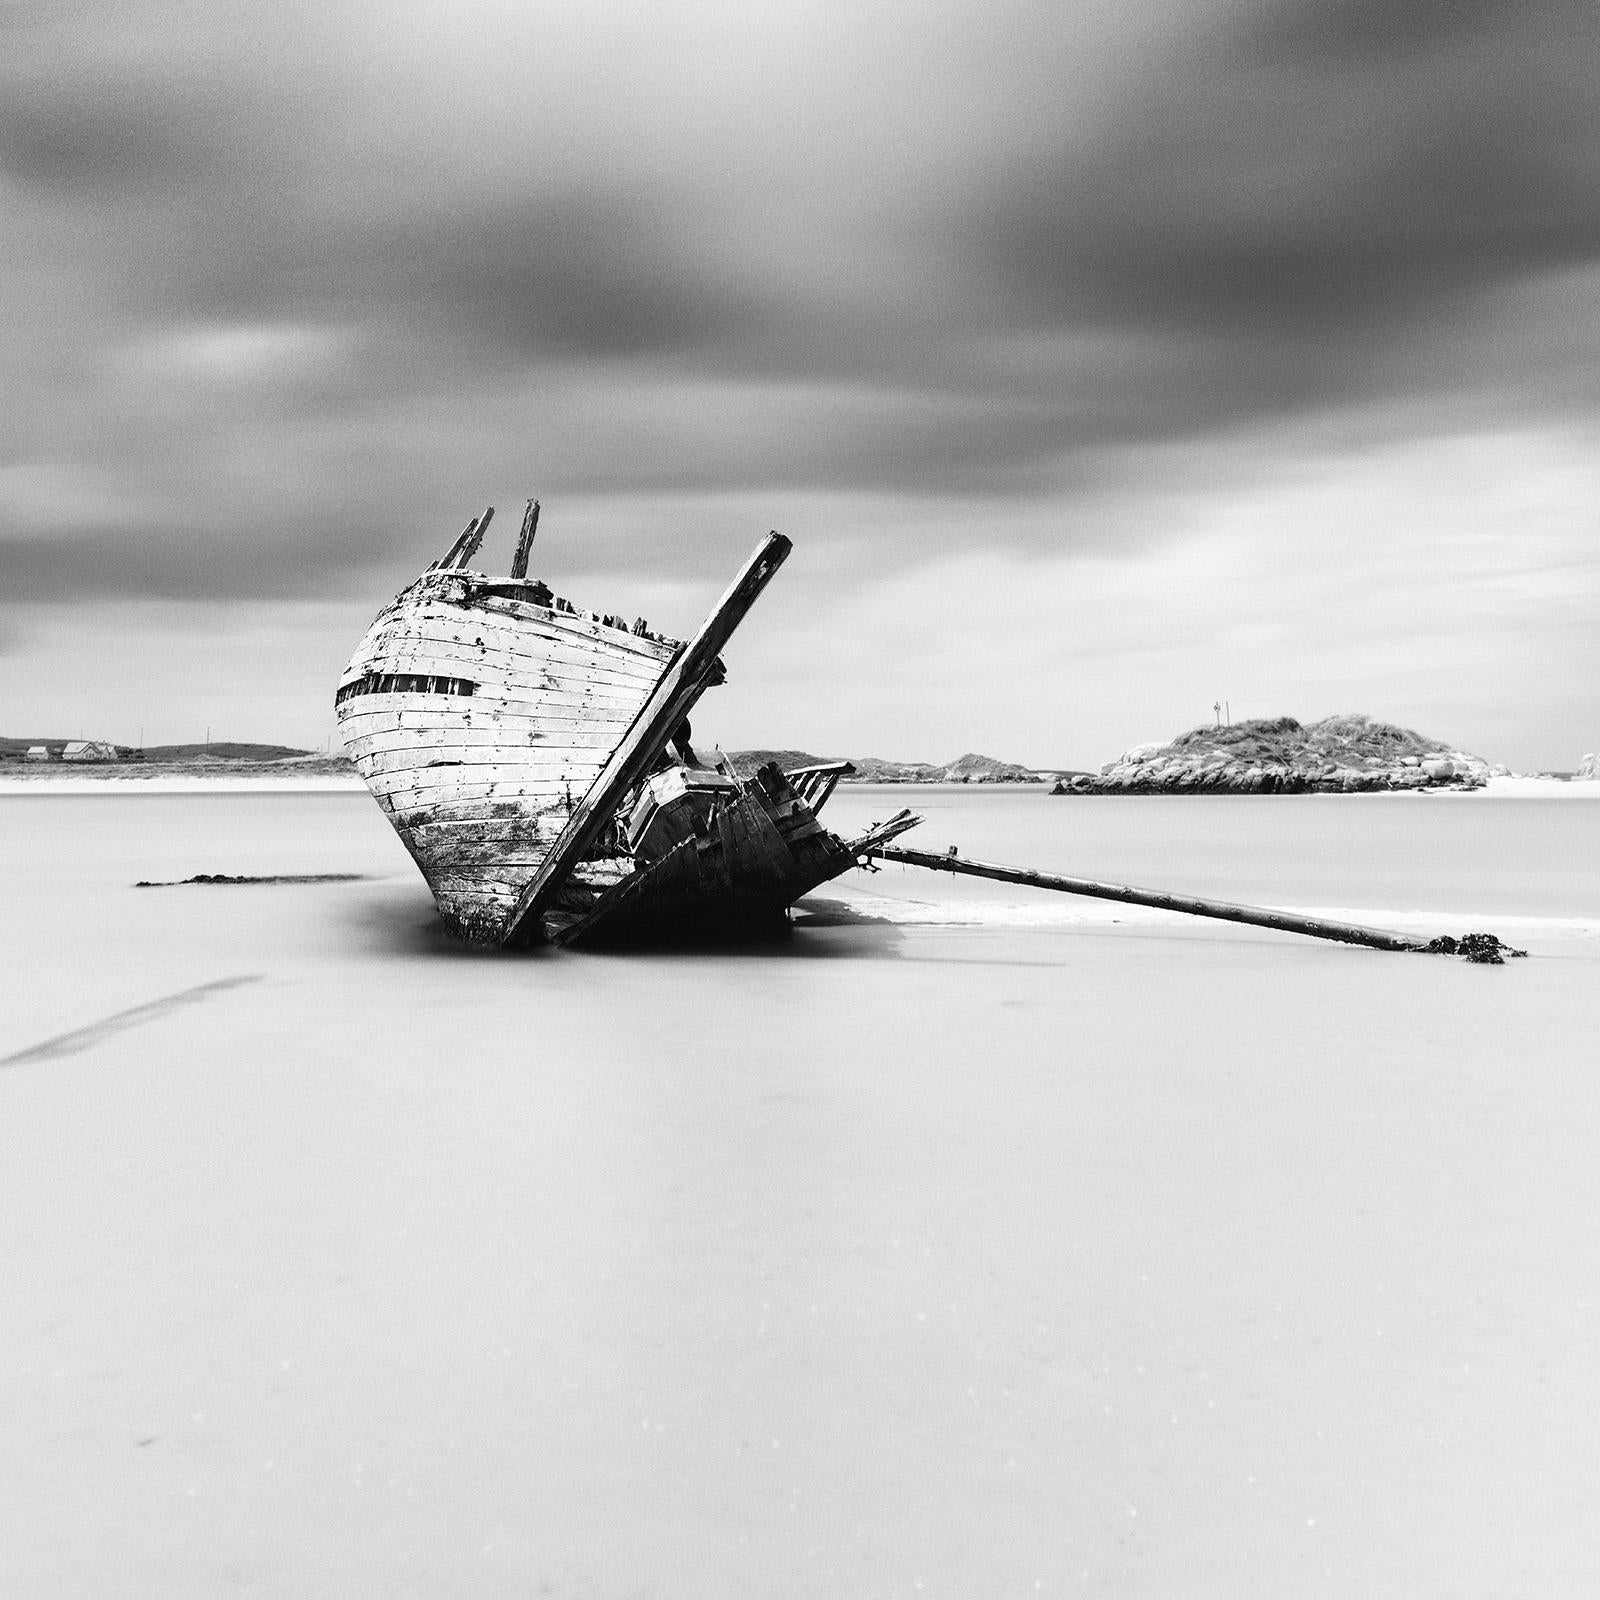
[337,506,1525,962]
[335,505,916,947]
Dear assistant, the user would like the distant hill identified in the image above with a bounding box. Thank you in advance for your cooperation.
[4,731,1039,783]
[849,752,1041,783]
[724,749,834,776]
[726,749,1041,784]
[139,742,313,763]
[2,737,314,764]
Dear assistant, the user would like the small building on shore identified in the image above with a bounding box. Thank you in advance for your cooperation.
[23,745,52,762]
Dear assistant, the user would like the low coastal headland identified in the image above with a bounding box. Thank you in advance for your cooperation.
[1056,714,1496,795]
[0,738,354,782]
[727,750,1040,783]
[1,737,1042,786]
[7,729,1596,792]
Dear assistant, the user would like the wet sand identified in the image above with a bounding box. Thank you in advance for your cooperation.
[2,790,1598,1597]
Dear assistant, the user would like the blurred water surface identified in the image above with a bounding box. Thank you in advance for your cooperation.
[6,782,1595,922]
[826,784,1600,920]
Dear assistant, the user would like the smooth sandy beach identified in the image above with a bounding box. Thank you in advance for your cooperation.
[2,786,1598,1597]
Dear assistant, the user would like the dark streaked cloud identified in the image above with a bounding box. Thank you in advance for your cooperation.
[0,74,219,194]
[980,0,1600,336]
[1251,0,1521,62]
[396,195,758,361]
[0,515,385,604]
[2,0,1600,610]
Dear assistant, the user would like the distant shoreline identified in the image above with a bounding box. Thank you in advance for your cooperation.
[1,770,1594,799]
[0,773,365,794]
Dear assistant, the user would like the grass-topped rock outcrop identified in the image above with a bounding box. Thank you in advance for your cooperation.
[1058,715,1490,795]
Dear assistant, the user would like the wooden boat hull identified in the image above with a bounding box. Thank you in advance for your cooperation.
[335,568,675,941]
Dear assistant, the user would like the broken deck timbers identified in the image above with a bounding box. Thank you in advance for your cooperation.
[865,844,1526,961]
[499,532,793,945]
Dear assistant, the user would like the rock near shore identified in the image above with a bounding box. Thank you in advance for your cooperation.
[1056,714,1491,795]
[1578,752,1599,780]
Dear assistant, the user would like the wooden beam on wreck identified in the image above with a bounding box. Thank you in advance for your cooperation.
[432,506,495,571]
[499,531,793,945]
[867,844,1441,954]
[429,514,478,570]
[453,505,494,568]
[510,499,540,579]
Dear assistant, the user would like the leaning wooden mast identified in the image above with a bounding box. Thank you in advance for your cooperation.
[499,532,793,945]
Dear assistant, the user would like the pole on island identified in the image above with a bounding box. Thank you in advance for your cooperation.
[863,844,1511,957]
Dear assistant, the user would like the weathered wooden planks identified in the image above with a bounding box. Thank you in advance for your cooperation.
[355,635,667,694]
[389,798,567,827]
[342,726,629,760]
[337,683,660,722]
[365,599,674,666]
[337,704,647,740]
[362,612,670,670]
[380,777,584,808]
[335,552,678,938]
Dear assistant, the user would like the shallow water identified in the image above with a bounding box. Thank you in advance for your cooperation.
[2,788,1598,1598]
[824,783,1600,922]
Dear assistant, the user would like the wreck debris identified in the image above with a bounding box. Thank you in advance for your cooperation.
[847,809,922,856]
[1417,932,1528,964]
[787,761,856,811]
[451,505,493,570]
[430,508,494,571]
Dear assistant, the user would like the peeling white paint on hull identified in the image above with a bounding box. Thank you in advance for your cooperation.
[336,566,677,941]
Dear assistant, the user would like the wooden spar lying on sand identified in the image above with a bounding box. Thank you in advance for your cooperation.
[865,844,1527,961]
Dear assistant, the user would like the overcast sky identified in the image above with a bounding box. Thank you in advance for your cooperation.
[4,0,1598,768]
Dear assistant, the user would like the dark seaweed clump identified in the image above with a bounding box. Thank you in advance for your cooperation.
[1420,932,1528,964]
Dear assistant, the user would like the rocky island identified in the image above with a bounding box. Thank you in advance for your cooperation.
[1056,715,1491,795]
